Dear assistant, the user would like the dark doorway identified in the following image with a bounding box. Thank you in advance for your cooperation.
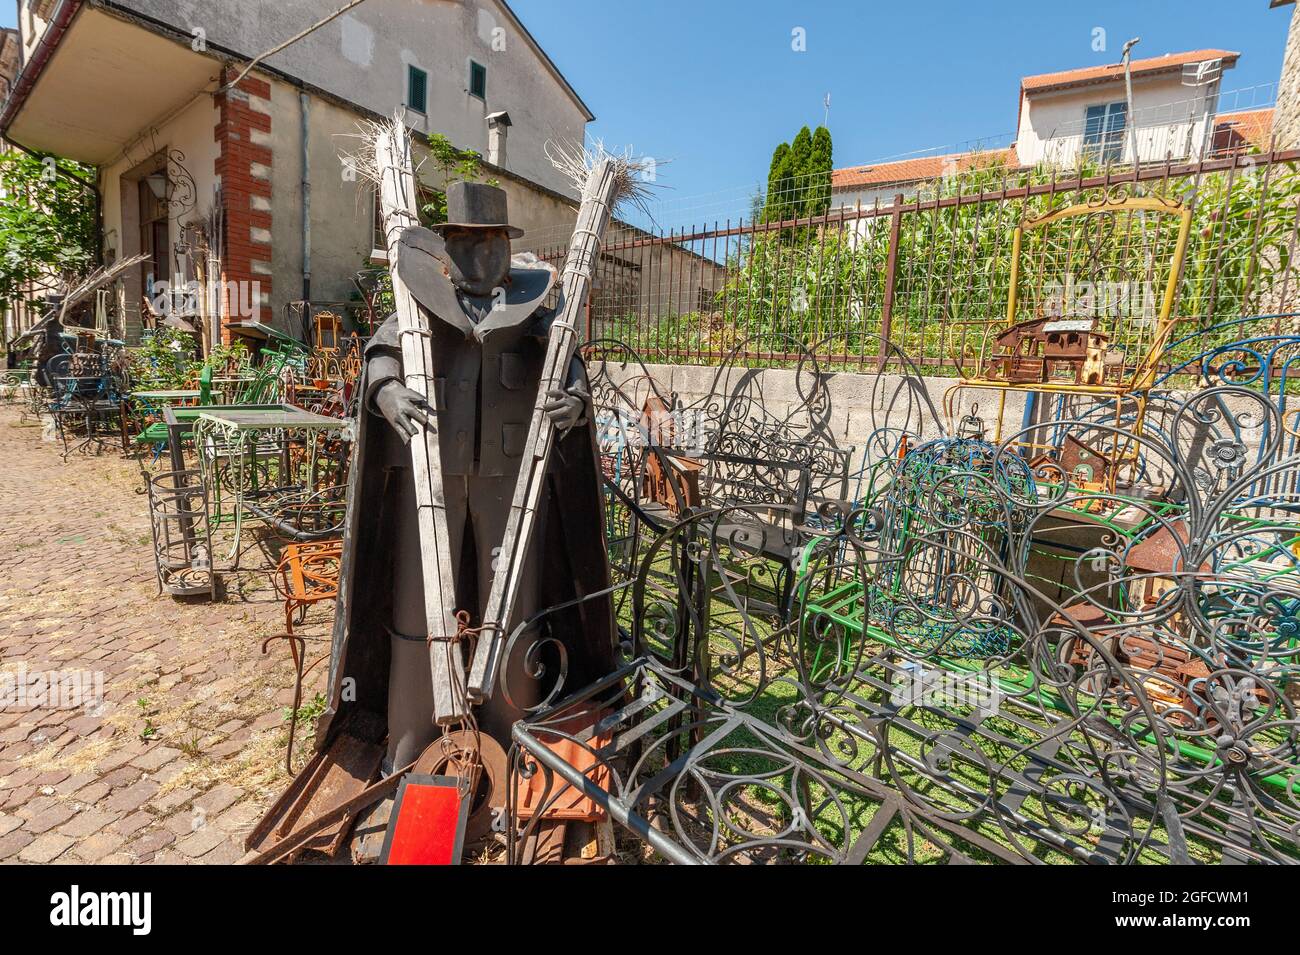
[138,167,171,310]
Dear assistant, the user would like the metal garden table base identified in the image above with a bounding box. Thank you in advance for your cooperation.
[146,468,216,600]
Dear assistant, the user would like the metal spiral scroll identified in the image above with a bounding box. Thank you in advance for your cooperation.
[505,332,1300,864]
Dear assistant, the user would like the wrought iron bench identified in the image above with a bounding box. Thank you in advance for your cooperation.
[640,450,812,615]
[501,408,1300,865]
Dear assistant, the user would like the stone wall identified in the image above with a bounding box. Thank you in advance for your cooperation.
[593,360,1278,487]
[1274,2,1300,150]
[598,361,1023,453]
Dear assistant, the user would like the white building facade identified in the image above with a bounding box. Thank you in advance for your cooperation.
[832,49,1265,217]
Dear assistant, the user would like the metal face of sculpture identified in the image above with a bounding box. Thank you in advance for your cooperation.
[319,183,617,772]
[441,226,512,297]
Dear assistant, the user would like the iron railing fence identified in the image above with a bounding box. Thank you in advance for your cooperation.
[533,145,1300,378]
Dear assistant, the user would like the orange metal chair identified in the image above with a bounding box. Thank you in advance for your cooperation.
[275,539,343,637]
[266,538,342,772]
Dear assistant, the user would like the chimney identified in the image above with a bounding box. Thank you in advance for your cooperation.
[486,110,511,167]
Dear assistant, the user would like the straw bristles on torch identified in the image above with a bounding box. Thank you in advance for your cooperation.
[544,138,657,221]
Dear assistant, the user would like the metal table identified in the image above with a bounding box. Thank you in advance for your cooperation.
[162,402,284,474]
[191,405,351,564]
[131,389,202,402]
[156,403,286,576]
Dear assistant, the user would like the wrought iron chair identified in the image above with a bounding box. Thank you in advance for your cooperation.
[506,374,1300,865]
[255,483,348,773]
[127,364,213,465]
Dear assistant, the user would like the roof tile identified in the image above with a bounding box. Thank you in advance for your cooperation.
[1020,49,1239,93]
[832,147,1020,191]
[1211,107,1275,153]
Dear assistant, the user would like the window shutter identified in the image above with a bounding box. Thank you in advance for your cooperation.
[469,61,487,100]
[407,66,428,113]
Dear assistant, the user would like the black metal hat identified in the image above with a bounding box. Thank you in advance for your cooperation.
[395,226,555,339]
[432,181,524,238]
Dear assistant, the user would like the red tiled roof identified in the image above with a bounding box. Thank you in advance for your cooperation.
[832,147,1019,192]
[1020,49,1239,94]
[1211,107,1275,153]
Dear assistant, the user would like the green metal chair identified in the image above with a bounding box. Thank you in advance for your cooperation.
[133,364,214,462]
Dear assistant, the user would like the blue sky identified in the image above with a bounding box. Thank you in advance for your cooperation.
[511,0,1291,223]
[4,1,1291,223]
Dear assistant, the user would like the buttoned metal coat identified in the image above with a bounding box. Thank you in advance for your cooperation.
[364,305,583,477]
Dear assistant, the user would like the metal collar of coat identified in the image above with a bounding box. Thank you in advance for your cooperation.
[394,226,556,340]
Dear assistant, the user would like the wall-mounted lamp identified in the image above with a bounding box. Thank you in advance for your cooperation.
[144,172,169,201]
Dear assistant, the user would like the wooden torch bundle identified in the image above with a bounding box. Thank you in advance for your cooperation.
[468,141,652,701]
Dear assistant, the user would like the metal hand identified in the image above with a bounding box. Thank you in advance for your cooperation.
[374,381,433,444]
[543,384,589,433]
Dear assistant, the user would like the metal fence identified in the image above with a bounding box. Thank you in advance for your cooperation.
[534,144,1300,374]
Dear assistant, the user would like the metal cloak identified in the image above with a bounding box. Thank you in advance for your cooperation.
[314,325,619,751]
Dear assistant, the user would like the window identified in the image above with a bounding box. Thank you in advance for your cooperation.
[407,65,428,113]
[372,181,442,260]
[1082,101,1127,164]
[468,60,487,100]
[371,187,386,259]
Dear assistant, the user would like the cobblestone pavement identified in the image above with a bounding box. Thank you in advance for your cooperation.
[0,405,332,864]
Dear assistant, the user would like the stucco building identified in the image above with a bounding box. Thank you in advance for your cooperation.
[833,48,1275,212]
[0,0,596,347]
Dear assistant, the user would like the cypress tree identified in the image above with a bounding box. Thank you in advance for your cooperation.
[806,126,833,217]
[761,125,834,232]
[764,142,795,223]
[788,126,813,219]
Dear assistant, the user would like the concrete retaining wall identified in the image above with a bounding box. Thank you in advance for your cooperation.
[590,360,1281,496]
[594,360,1029,456]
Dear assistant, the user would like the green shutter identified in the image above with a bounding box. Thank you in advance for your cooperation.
[469,61,487,100]
[408,66,428,113]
